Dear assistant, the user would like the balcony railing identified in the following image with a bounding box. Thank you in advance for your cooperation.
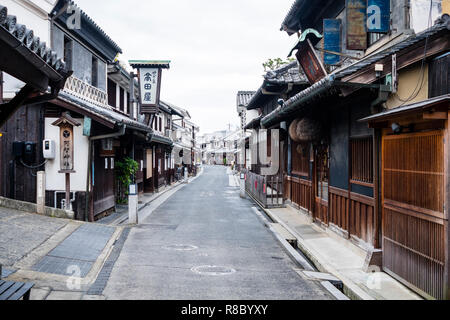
[63,75,109,108]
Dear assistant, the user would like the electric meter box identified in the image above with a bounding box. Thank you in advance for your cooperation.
[43,139,56,160]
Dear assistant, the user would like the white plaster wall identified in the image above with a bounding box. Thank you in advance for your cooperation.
[410,0,443,33]
[44,118,89,192]
[245,109,260,126]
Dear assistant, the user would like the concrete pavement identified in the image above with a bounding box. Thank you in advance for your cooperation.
[102,166,332,300]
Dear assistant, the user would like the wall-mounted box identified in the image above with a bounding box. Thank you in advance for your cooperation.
[43,139,56,160]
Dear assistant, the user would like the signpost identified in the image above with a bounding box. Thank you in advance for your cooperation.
[52,112,81,211]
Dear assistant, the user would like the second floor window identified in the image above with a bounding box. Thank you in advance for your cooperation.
[64,36,73,71]
[107,79,116,108]
[119,87,125,112]
[91,57,98,87]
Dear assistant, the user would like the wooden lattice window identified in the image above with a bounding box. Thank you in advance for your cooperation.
[350,137,374,185]
[292,141,310,177]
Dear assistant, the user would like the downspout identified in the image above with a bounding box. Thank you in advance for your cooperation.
[84,124,127,222]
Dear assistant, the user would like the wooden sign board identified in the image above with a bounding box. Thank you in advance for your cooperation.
[60,124,75,172]
[138,68,162,114]
[323,19,342,65]
[296,39,328,85]
[346,0,367,50]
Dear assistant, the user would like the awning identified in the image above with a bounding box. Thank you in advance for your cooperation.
[149,133,173,146]
[359,94,450,123]
[55,91,152,133]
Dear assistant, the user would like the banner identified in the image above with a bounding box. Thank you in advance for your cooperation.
[323,19,341,65]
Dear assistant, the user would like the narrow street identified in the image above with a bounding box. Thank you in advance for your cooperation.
[102,166,331,300]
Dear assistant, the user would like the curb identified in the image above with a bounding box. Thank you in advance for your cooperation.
[250,206,349,301]
[258,204,376,300]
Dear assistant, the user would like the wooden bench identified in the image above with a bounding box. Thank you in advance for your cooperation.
[0,280,34,300]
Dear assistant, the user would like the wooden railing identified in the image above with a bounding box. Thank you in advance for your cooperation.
[244,170,284,208]
[63,75,109,108]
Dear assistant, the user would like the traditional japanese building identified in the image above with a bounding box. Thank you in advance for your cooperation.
[260,0,449,300]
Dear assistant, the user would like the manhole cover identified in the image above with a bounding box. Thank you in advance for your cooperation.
[191,265,236,276]
[164,244,198,251]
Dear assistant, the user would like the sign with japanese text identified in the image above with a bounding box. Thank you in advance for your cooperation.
[138,68,162,113]
[367,0,390,33]
[323,19,342,65]
[59,124,75,172]
[296,39,327,85]
[346,0,367,50]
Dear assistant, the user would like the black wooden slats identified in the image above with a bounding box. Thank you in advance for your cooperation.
[0,280,33,300]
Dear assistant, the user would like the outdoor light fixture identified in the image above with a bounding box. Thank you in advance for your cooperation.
[277,99,285,107]
[375,64,384,78]
[391,122,403,134]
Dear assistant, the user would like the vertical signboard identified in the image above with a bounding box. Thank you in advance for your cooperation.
[367,0,390,33]
[138,68,162,114]
[296,39,328,85]
[346,0,367,50]
[323,19,342,65]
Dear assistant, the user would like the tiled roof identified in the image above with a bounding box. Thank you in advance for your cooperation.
[58,91,152,133]
[129,60,171,69]
[51,0,122,55]
[246,62,308,110]
[360,94,450,122]
[281,0,303,34]
[0,4,66,82]
[264,61,308,85]
[236,91,256,108]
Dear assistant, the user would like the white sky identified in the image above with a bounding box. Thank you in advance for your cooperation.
[76,0,296,134]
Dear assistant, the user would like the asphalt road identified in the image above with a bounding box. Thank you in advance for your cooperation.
[103,166,332,300]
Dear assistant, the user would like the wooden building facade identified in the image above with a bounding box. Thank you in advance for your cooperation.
[242,0,450,299]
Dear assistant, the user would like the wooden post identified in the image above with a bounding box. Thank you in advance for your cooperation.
[445,112,450,299]
[65,173,70,211]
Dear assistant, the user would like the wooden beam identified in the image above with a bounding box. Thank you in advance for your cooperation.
[423,111,448,120]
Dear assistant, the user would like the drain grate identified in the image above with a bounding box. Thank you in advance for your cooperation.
[191,265,236,276]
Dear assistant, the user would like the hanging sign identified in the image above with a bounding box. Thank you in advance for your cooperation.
[367,0,390,33]
[323,19,342,65]
[296,39,328,85]
[346,0,367,50]
[83,116,91,137]
[138,68,162,114]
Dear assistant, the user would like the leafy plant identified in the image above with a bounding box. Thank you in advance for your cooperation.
[262,57,296,72]
[115,157,139,203]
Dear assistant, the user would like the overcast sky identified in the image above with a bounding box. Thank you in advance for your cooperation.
[76,0,296,134]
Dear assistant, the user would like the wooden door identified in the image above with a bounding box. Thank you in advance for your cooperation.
[382,131,445,299]
[314,145,329,225]
[93,143,115,217]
